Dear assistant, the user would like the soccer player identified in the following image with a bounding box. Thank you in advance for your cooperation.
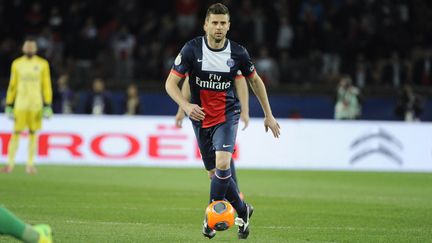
[2,39,53,174]
[165,3,280,239]
[0,206,53,243]
[175,75,249,198]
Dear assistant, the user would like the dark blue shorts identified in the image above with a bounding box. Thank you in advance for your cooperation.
[192,115,239,171]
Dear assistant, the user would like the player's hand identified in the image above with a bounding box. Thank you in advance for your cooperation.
[264,115,280,138]
[43,105,53,119]
[175,109,186,128]
[183,103,205,121]
[240,111,249,130]
[5,105,14,119]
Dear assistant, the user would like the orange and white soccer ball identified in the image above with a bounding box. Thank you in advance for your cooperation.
[205,200,235,231]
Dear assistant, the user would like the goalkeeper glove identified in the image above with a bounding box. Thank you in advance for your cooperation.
[43,105,53,119]
[5,105,13,119]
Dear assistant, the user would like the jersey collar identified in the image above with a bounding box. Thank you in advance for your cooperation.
[203,36,229,52]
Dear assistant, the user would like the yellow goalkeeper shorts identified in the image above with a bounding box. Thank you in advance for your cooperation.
[14,110,43,132]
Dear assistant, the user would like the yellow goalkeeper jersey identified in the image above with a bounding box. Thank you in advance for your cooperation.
[6,55,52,111]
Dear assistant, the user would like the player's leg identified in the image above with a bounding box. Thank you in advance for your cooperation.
[1,131,20,173]
[2,111,27,173]
[26,111,42,174]
[229,158,245,200]
[207,158,238,185]
[213,120,252,239]
[26,130,38,174]
[0,206,52,243]
[209,158,243,199]
[230,158,237,184]
[211,121,246,212]
[212,152,246,214]
[192,125,218,238]
[210,151,232,201]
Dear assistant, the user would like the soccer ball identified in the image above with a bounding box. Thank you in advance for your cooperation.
[205,200,235,231]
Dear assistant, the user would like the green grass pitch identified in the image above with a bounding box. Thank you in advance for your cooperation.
[0,166,431,242]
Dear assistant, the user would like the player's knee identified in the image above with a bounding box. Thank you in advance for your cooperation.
[216,159,230,170]
[215,151,232,170]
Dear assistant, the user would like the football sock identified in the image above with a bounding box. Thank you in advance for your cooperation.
[27,132,37,167]
[210,168,231,201]
[0,206,39,243]
[230,159,239,188]
[7,132,19,169]
[225,178,247,217]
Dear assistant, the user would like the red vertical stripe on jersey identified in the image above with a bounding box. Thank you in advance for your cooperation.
[200,90,226,128]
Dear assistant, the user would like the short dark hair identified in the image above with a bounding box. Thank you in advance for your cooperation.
[206,3,230,20]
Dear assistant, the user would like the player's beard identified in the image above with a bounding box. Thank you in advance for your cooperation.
[213,33,224,43]
[25,53,35,58]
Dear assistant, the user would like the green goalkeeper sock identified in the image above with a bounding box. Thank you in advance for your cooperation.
[0,206,39,243]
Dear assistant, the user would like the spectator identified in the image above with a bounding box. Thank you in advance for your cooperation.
[53,74,75,114]
[381,51,409,88]
[25,2,44,34]
[394,84,424,121]
[351,54,372,89]
[112,25,136,83]
[413,47,432,86]
[48,7,63,33]
[334,75,362,120]
[278,51,297,84]
[256,47,280,87]
[36,27,54,59]
[124,83,142,115]
[276,16,294,51]
[70,17,100,89]
[85,78,113,115]
[175,0,200,38]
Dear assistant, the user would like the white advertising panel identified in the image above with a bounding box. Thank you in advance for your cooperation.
[1,115,431,171]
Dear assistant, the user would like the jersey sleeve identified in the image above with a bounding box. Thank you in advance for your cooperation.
[5,61,18,106]
[170,42,194,78]
[239,47,256,79]
[42,60,53,105]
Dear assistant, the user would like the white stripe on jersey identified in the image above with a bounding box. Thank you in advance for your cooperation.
[201,38,231,73]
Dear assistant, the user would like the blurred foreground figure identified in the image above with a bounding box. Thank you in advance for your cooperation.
[0,206,53,243]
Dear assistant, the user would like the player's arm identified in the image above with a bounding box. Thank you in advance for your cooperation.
[41,60,53,118]
[5,61,18,118]
[175,76,191,128]
[165,72,205,121]
[246,73,280,138]
[235,75,249,130]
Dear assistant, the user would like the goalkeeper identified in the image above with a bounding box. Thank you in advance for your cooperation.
[2,39,53,174]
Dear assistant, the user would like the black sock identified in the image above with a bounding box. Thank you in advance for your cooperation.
[210,168,231,201]
[225,177,247,217]
[230,159,238,186]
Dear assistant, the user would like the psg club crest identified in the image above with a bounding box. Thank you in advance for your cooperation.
[226,58,235,68]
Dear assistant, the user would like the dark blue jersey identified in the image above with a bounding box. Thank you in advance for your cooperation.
[171,36,255,128]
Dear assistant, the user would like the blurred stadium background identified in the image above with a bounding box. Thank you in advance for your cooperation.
[1,0,432,242]
[0,0,431,119]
